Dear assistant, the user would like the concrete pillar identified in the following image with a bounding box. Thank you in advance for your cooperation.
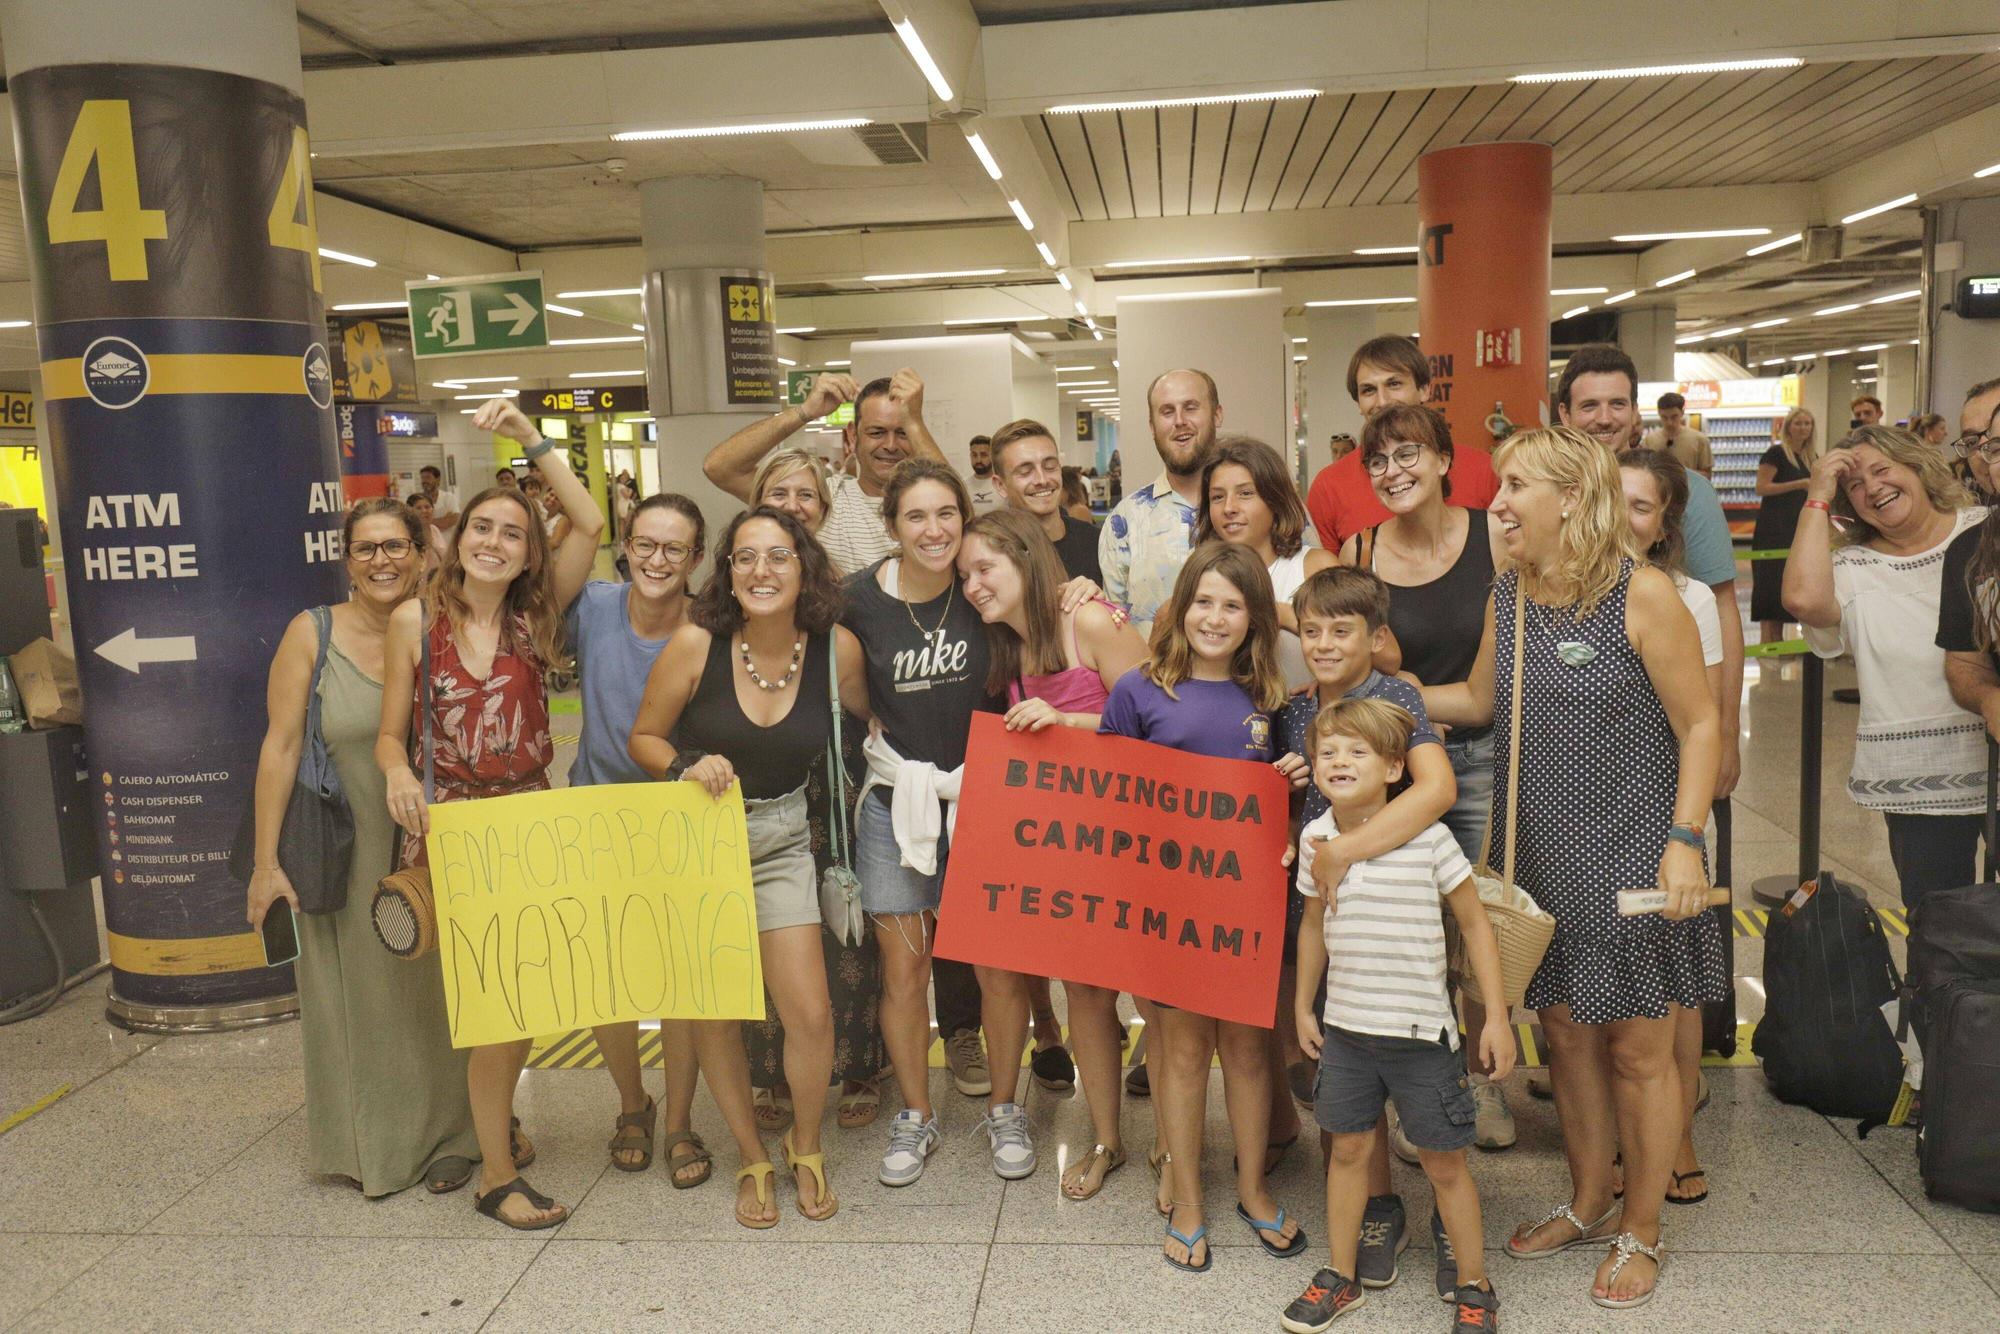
[0,0,344,1029]
[1301,306,1376,479]
[1113,288,1288,493]
[1930,197,2000,413]
[1618,303,1679,383]
[638,176,776,546]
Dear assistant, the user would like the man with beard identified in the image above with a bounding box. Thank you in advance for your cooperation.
[991,418,1100,583]
[1102,368,1222,635]
[967,434,1002,513]
[703,367,946,574]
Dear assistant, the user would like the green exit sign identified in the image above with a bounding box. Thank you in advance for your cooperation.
[406,272,549,358]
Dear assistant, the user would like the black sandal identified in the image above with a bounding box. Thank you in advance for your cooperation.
[473,1176,568,1231]
[509,1116,536,1170]
[609,1097,656,1172]
[1666,1168,1708,1205]
[1031,1043,1076,1092]
[424,1155,474,1195]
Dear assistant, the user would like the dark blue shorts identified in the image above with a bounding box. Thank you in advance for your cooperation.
[1312,1026,1475,1152]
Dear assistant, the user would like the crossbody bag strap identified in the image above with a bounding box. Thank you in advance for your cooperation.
[1500,577,1526,883]
[824,632,852,869]
[305,605,333,748]
[419,616,435,802]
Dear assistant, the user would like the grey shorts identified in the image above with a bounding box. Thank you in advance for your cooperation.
[745,786,820,933]
[1312,1026,1476,1152]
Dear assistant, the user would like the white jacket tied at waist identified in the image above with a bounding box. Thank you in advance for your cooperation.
[859,730,963,877]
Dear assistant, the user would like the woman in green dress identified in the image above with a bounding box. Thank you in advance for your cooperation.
[245,497,479,1197]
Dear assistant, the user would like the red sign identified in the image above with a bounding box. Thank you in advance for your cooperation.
[1473,328,1520,368]
[935,714,1290,1026]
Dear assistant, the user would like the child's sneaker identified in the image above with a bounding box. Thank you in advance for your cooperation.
[1451,1281,1498,1332]
[1280,1267,1365,1333]
[1431,1207,1458,1301]
[1356,1193,1408,1288]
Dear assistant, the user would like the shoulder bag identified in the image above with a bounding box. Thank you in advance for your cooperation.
[818,633,867,945]
[228,605,355,914]
[371,622,441,959]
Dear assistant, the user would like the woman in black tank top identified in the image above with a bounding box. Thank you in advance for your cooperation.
[630,508,872,1230]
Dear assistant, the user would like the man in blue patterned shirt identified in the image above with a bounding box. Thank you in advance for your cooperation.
[1099,368,1222,634]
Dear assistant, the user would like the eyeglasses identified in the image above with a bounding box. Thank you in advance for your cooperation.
[628,537,694,563]
[349,539,415,561]
[729,547,797,572]
[1363,443,1427,476]
[1953,433,2000,462]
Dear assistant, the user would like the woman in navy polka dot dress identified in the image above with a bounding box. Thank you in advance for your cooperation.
[1423,427,1724,1313]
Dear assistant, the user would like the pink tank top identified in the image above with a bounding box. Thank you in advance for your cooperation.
[1007,601,1114,714]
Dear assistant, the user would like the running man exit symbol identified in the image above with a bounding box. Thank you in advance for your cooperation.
[406,273,549,358]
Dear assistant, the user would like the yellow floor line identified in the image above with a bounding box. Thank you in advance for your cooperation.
[0,1084,72,1136]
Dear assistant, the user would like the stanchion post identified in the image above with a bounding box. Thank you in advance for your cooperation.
[1798,652,1824,885]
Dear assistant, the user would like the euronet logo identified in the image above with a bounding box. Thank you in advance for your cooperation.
[303,342,333,409]
[81,336,150,410]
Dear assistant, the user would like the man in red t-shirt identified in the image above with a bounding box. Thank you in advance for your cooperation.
[1306,335,1498,551]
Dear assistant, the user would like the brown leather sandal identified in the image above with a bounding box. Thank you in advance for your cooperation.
[608,1096,656,1172]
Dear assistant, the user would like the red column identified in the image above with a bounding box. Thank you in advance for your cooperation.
[1416,143,1553,450]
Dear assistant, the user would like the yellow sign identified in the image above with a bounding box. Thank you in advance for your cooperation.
[427,782,762,1047]
[0,390,35,429]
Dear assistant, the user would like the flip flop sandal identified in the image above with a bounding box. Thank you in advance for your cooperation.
[1591,1232,1666,1310]
[1060,1143,1126,1201]
[753,1086,794,1133]
[1163,1205,1212,1273]
[508,1117,536,1171]
[1031,1043,1076,1092]
[608,1096,657,1172]
[1666,1168,1708,1205]
[1505,1200,1620,1259]
[473,1176,568,1231]
[424,1156,474,1195]
[662,1131,713,1190]
[735,1161,779,1230]
[783,1129,839,1222]
[837,1078,882,1129]
[1237,1203,1309,1258]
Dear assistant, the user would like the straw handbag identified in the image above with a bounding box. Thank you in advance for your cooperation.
[372,627,441,960]
[1461,579,1557,1010]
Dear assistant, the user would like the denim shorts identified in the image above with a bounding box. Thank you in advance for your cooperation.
[1312,1025,1476,1152]
[1441,727,1495,866]
[854,787,948,917]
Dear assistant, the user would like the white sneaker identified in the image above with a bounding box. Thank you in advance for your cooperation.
[1471,1078,1516,1150]
[1385,1099,1420,1165]
[978,1101,1037,1179]
[879,1109,940,1187]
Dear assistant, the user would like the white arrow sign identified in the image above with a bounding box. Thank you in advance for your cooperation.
[486,291,539,337]
[95,628,198,674]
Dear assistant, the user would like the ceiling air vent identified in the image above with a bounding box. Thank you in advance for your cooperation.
[1803,226,1844,264]
[853,121,930,166]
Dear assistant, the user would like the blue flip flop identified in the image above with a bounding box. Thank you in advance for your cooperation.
[1165,1207,1213,1273]
[1237,1203,1309,1258]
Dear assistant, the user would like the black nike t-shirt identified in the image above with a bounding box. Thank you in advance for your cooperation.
[1054,511,1104,586]
[842,558,996,771]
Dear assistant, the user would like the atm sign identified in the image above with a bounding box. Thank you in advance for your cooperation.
[0,390,35,428]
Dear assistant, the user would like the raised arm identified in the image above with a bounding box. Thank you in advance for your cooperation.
[244,612,317,927]
[887,368,948,466]
[1783,452,1851,629]
[702,373,859,501]
[473,397,605,610]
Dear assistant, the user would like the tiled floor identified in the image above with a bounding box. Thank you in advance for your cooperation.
[4,605,1998,1331]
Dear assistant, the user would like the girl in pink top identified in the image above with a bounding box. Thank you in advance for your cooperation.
[960,509,1149,1200]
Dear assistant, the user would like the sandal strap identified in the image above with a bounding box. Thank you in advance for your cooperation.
[614,1097,657,1132]
[476,1175,554,1217]
[1529,1200,1590,1236]
[1603,1232,1664,1285]
[661,1129,709,1157]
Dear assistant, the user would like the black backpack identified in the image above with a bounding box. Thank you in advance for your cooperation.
[1753,872,1904,1128]
[1908,881,2000,1212]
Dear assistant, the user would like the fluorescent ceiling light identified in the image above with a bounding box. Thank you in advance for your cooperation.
[318,247,375,267]
[544,303,585,317]
[1855,362,1879,370]
[1036,241,1058,266]
[0,320,30,329]
[1746,232,1802,256]
[458,409,480,415]
[777,326,817,334]
[569,370,642,379]
[611,117,871,142]
[1511,57,1801,84]
[1054,364,1093,371]
[1748,317,1789,329]
[1551,287,1609,296]
[942,316,1018,325]
[437,376,518,385]
[426,274,440,280]
[1294,355,1308,362]
[1355,246,1419,256]
[1761,357,1787,367]
[1868,289,1920,304]
[1822,348,1851,356]
[557,287,642,298]
[1673,333,1706,346]
[1562,305,1590,319]
[1056,272,1073,291]
[1841,193,1918,224]
[1856,342,1889,351]
[1074,300,1089,315]
[1707,326,1745,338]
[1105,255,1250,268]
[1303,296,1415,307]
[623,416,656,423]
[1613,227,1771,242]
[1815,302,1861,316]
[777,357,797,366]
[864,267,1006,282]
[551,335,644,345]
[331,300,406,311]
[1604,289,1638,305]
[1092,329,1104,340]
[1008,198,1035,230]
[1654,269,1696,287]
[1084,316,1099,330]
[892,17,954,101]
[1977,163,2000,179]
[827,359,851,367]
[1060,380,1110,387]
[631,323,646,331]
[1291,337,1308,343]
[453,390,517,400]
[1047,88,1318,115]
[964,131,1003,180]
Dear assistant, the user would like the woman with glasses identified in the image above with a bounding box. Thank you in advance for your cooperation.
[565,494,717,1186]
[1750,408,1817,644]
[629,508,869,1228]
[247,500,479,1198]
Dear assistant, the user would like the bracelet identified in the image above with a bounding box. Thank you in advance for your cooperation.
[1667,824,1706,851]
[1804,498,1831,513]
[664,749,708,781]
[522,437,556,462]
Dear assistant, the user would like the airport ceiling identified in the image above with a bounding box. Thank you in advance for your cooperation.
[0,1,1994,376]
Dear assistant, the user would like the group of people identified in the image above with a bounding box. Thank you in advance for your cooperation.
[239,322,2000,1331]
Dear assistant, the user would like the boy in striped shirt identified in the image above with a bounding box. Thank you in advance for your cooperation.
[1282,699,1512,1334]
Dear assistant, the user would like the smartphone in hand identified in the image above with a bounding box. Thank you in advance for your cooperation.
[261,899,300,967]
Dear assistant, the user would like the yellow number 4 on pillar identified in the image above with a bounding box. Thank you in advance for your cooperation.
[46,99,168,283]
